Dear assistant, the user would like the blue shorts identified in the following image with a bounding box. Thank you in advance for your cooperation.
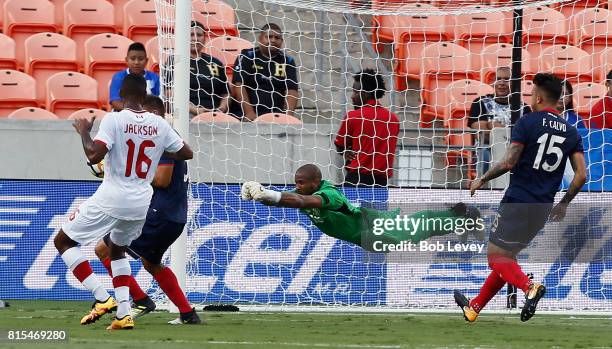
[104,209,185,265]
[489,196,552,253]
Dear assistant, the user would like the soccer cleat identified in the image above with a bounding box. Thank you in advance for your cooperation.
[454,290,479,322]
[81,297,117,325]
[168,308,203,325]
[521,283,546,322]
[106,315,134,330]
[132,296,156,319]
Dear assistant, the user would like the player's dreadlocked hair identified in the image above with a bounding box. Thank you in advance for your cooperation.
[355,69,386,100]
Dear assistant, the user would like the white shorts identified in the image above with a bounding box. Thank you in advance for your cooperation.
[62,198,145,246]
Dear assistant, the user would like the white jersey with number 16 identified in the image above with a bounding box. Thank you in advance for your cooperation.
[92,108,184,220]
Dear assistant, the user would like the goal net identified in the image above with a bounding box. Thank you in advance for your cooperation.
[152,0,612,312]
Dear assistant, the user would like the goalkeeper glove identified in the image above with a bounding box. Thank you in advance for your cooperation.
[240,181,281,203]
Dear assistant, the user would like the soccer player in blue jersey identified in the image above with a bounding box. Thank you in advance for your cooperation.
[454,73,587,322]
[94,95,201,325]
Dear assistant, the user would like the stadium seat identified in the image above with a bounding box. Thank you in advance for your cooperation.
[420,42,477,125]
[0,70,38,117]
[191,111,239,123]
[67,108,107,120]
[123,0,158,44]
[445,79,494,123]
[3,0,58,69]
[46,71,100,118]
[191,0,239,39]
[454,5,512,54]
[573,82,607,119]
[375,3,451,89]
[540,45,592,83]
[552,0,605,19]
[84,33,132,107]
[254,113,303,124]
[479,43,533,84]
[0,34,18,70]
[203,36,254,78]
[24,32,78,103]
[8,107,58,120]
[145,35,173,73]
[570,8,612,51]
[594,47,612,82]
[522,6,568,60]
[64,0,116,65]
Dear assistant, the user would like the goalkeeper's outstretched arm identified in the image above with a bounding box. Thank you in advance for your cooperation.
[241,181,322,209]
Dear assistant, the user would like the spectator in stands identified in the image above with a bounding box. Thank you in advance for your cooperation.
[109,42,160,111]
[469,67,531,173]
[559,80,586,129]
[589,69,612,128]
[186,21,230,117]
[231,23,299,121]
[334,69,400,187]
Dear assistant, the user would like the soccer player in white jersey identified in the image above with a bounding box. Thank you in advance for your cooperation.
[53,74,193,330]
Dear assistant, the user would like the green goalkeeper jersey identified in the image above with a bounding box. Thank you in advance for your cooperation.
[296,181,464,250]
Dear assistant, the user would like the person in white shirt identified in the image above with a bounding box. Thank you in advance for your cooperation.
[53,74,193,330]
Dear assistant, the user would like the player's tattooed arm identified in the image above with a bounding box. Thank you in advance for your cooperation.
[482,142,524,182]
[550,152,587,222]
[470,142,523,196]
[72,117,107,165]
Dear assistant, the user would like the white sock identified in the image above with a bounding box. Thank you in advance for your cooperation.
[61,247,109,302]
[111,258,132,319]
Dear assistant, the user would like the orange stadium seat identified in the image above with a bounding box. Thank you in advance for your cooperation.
[46,71,100,118]
[479,43,533,84]
[454,6,512,54]
[540,45,592,83]
[24,32,78,103]
[570,8,612,53]
[374,3,451,90]
[145,35,173,73]
[522,6,568,61]
[191,0,239,39]
[446,79,494,122]
[3,0,58,69]
[111,0,131,33]
[552,0,605,19]
[8,107,58,120]
[64,0,116,65]
[67,108,107,120]
[191,111,240,123]
[573,82,607,118]
[123,0,158,44]
[203,36,254,78]
[594,47,612,82]
[420,42,477,125]
[0,34,17,70]
[254,113,303,124]
[84,33,132,107]
[0,70,38,117]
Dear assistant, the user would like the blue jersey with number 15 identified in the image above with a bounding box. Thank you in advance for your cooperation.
[505,108,584,203]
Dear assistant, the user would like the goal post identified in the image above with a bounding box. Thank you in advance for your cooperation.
[153,0,612,313]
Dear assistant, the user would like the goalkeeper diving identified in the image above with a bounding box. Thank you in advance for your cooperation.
[241,164,483,251]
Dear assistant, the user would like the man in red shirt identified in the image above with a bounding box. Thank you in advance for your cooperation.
[334,69,400,186]
[589,69,612,128]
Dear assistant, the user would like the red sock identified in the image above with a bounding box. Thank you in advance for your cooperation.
[73,261,94,282]
[470,271,506,313]
[488,254,532,293]
[154,267,192,313]
[102,258,147,301]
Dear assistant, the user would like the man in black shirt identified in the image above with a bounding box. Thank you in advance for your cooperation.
[469,67,531,173]
[166,21,230,117]
[232,23,299,121]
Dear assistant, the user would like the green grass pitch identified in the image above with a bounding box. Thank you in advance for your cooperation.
[1,300,612,348]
